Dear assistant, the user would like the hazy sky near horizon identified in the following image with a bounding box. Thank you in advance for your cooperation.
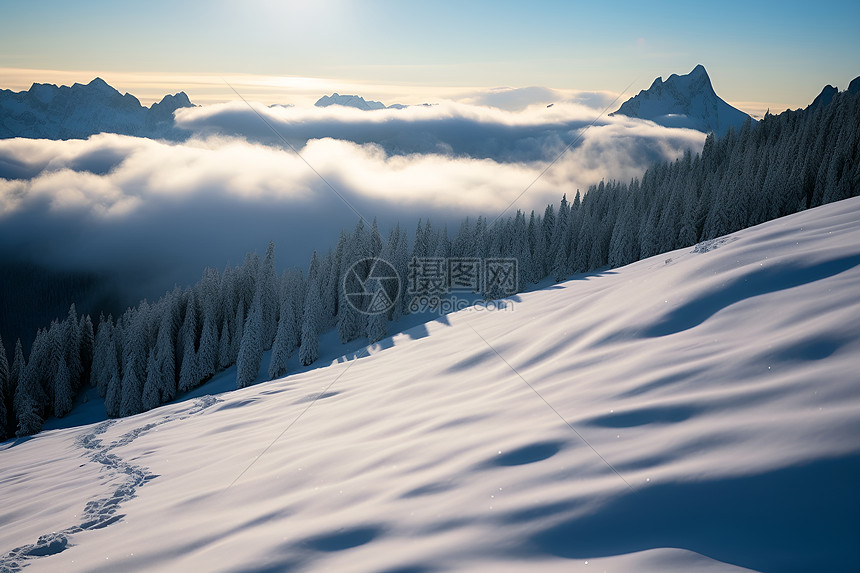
[1,0,858,113]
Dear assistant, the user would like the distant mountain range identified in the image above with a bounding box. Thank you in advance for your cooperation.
[2,72,857,142]
[611,65,751,136]
[314,93,407,110]
[0,78,193,140]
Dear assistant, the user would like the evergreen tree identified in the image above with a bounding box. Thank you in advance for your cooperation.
[527,211,540,281]
[639,196,664,257]
[178,330,200,393]
[120,352,143,417]
[15,391,42,437]
[540,204,555,277]
[413,218,428,259]
[259,241,279,349]
[91,314,113,396]
[45,321,65,411]
[155,308,176,402]
[198,311,218,380]
[268,298,297,380]
[370,218,383,257]
[608,194,637,268]
[17,333,48,417]
[53,355,73,418]
[453,217,474,258]
[142,349,161,411]
[549,194,569,276]
[366,306,388,344]
[10,339,24,403]
[677,183,700,247]
[424,219,439,257]
[232,299,245,361]
[366,240,393,343]
[64,304,83,390]
[79,314,95,386]
[550,236,566,282]
[122,305,149,395]
[101,326,119,400]
[218,317,233,370]
[0,335,9,399]
[338,220,370,343]
[0,382,6,441]
[176,292,197,369]
[105,371,122,418]
[299,278,322,366]
[512,211,532,289]
[236,296,263,389]
[323,234,348,325]
[0,335,8,438]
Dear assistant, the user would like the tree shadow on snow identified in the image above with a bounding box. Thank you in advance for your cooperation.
[542,269,618,290]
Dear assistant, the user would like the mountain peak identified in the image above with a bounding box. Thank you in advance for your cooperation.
[313,93,409,111]
[315,93,388,111]
[150,91,194,118]
[807,85,838,111]
[0,80,195,140]
[611,65,750,136]
[804,76,860,111]
[85,77,119,95]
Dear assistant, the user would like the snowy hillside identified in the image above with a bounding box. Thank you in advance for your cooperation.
[3,198,860,572]
[611,65,751,136]
[0,78,193,140]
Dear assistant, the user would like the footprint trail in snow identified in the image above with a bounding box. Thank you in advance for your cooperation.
[0,396,220,573]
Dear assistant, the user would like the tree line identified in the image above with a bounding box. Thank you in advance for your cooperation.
[1,84,858,439]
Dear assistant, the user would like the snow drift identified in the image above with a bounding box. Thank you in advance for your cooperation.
[2,197,860,572]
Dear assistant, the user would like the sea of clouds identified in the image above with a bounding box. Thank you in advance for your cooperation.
[0,88,705,301]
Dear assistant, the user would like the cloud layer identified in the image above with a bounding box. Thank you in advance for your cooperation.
[173,95,695,165]
[0,96,705,302]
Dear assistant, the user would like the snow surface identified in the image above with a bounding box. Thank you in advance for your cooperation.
[3,198,860,572]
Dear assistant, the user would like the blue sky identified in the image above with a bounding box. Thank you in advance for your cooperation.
[1,0,858,110]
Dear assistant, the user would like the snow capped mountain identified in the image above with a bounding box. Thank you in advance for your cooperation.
[3,197,859,572]
[611,65,751,136]
[149,91,193,121]
[315,93,406,110]
[0,78,193,140]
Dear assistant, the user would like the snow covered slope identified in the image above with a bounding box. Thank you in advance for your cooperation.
[0,78,193,140]
[3,198,860,573]
[612,65,751,136]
